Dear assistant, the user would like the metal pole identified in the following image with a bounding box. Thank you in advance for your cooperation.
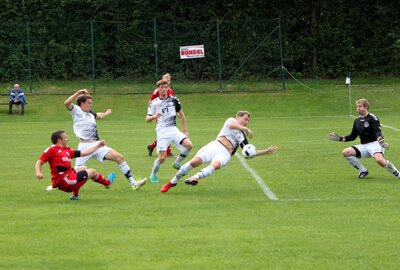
[277,18,285,91]
[216,19,223,92]
[90,21,96,93]
[153,18,159,81]
[346,73,352,116]
[26,22,32,93]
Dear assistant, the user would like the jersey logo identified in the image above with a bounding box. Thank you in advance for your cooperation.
[364,121,370,128]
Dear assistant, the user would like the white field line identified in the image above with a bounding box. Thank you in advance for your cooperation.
[279,196,400,202]
[235,153,279,201]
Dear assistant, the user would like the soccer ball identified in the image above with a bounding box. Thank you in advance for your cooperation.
[242,144,257,159]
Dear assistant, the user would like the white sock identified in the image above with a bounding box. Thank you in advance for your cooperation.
[174,147,191,165]
[118,161,136,185]
[385,160,400,178]
[198,166,215,179]
[151,159,161,176]
[346,156,367,172]
[171,163,193,184]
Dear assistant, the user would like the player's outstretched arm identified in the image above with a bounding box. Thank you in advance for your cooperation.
[256,145,278,156]
[96,109,112,119]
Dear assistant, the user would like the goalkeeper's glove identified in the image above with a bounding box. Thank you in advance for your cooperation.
[378,138,390,149]
[328,132,342,141]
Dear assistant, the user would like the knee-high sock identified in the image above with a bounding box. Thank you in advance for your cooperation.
[196,165,215,180]
[345,156,367,172]
[171,162,193,184]
[174,147,191,165]
[385,160,400,178]
[118,161,137,185]
[93,173,110,186]
[151,159,161,176]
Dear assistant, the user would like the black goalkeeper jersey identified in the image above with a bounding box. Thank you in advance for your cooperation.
[344,113,382,144]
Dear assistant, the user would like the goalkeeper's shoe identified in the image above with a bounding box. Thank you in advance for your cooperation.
[150,174,159,183]
[105,172,116,189]
[132,177,147,191]
[69,195,80,200]
[358,170,369,179]
[161,182,176,193]
[172,162,181,170]
[184,176,199,186]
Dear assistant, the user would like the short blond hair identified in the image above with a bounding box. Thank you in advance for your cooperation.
[236,111,251,118]
[356,98,369,109]
[162,73,171,80]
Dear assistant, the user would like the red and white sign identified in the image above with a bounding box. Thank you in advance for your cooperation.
[180,45,205,59]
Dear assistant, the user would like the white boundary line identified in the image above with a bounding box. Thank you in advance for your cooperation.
[235,153,279,201]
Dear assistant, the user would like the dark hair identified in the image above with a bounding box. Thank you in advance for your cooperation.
[76,94,92,106]
[51,130,65,144]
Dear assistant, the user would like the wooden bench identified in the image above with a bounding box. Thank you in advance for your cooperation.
[0,101,26,114]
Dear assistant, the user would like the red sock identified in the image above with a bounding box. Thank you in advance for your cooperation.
[149,140,157,151]
[167,145,172,156]
[93,173,110,186]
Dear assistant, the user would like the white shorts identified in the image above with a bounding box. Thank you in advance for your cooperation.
[196,141,232,167]
[75,141,112,166]
[156,126,187,153]
[353,141,384,158]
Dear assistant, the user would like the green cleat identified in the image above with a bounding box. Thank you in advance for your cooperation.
[69,195,80,200]
[150,174,159,183]
[172,162,181,170]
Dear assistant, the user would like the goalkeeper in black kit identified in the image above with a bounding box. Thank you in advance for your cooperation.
[328,98,400,179]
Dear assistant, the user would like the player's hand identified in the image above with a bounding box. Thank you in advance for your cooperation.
[78,89,88,95]
[36,172,44,179]
[378,137,390,149]
[328,132,341,141]
[98,140,106,147]
[265,145,278,154]
[246,128,253,139]
[182,130,189,136]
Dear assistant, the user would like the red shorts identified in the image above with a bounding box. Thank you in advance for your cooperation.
[53,170,89,193]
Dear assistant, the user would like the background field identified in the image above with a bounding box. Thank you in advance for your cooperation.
[1,79,400,269]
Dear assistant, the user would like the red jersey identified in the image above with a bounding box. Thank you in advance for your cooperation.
[39,145,79,187]
[149,87,174,101]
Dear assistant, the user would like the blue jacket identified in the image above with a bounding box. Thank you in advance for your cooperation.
[10,88,26,104]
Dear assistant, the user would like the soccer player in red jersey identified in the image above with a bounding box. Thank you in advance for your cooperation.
[147,73,175,157]
[35,130,116,200]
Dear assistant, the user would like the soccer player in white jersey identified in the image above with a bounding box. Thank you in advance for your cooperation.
[146,79,193,183]
[160,111,278,192]
[64,89,147,191]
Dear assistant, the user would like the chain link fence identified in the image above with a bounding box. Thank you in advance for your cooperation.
[0,19,284,94]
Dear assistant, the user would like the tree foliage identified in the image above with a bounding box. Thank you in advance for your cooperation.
[0,0,399,82]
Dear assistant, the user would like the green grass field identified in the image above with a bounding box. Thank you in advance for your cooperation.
[1,79,400,269]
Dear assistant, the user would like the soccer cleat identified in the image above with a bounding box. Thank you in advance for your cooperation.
[358,170,369,179]
[147,145,153,156]
[184,176,199,186]
[172,162,181,170]
[149,174,159,183]
[160,182,177,193]
[132,178,148,191]
[105,172,116,189]
[69,195,80,200]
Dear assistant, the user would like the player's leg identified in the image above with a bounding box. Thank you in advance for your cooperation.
[86,169,115,187]
[8,101,13,114]
[373,153,400,178]
[161,156,203,192]
[147,139,157,156]
[342,146,368,178]
[172,136,193,170]
[104,148,147,189]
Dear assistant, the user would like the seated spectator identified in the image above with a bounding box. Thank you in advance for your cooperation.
[9,83,26,115]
